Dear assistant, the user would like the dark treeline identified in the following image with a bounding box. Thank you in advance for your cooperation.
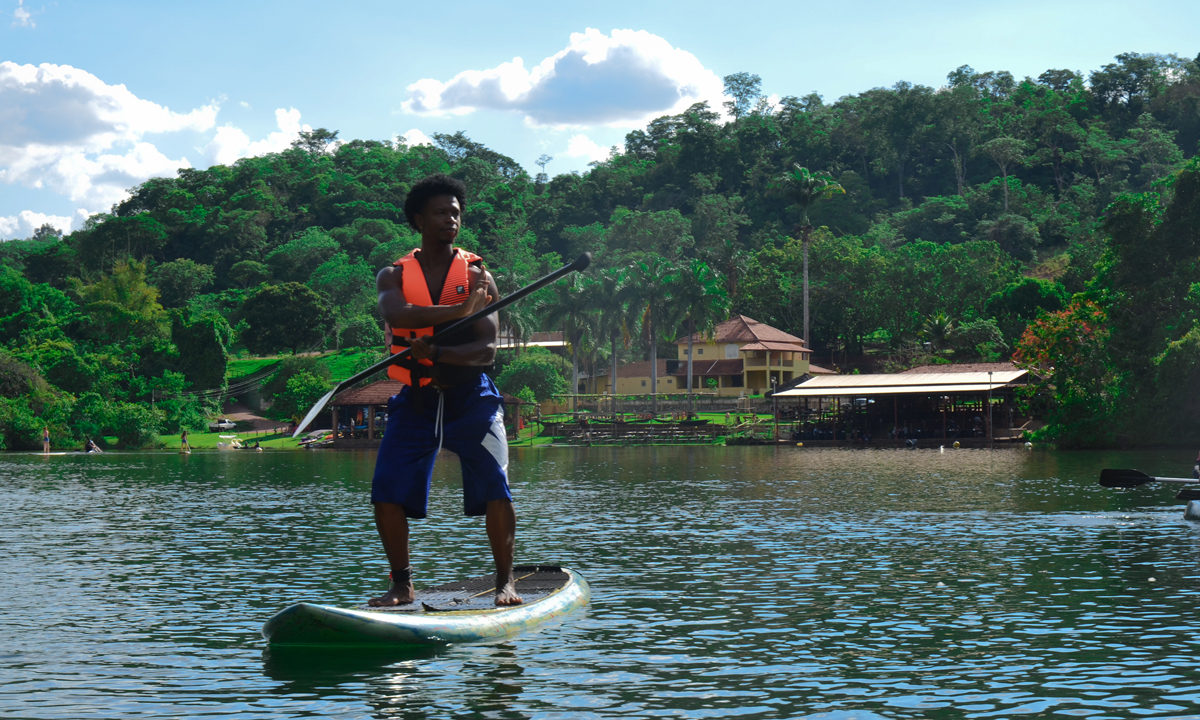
[2,51,1199,449]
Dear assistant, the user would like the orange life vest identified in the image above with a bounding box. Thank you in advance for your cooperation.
[386,248,484,386]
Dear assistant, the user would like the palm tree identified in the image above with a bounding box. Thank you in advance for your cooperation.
[670,260,730,411]
[709,238,747,301]
[587,268,629,414]
[540,275,592,413]
[490,264,535,354]
[920,311,955,352]
[781,164,846,347]
[622,256,678,414]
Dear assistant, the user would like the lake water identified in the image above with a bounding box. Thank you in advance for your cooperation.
[3,446,1200,719]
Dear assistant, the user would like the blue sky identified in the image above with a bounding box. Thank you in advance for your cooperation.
[1,0,1196,237]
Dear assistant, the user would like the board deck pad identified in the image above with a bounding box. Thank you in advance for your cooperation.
[360,565,568,613]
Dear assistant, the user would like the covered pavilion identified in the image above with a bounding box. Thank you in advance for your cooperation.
[773,363,1029,444]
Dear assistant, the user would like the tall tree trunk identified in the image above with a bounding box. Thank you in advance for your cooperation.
[802,225,811,348]
[610,329,619,417]
[687,317,695,412]
[1001,169,1010,212]
[649,309,657,414]
[948,141,965,196]
[568,323,578,415]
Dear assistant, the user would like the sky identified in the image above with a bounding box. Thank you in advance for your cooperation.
[1,0,1197,238]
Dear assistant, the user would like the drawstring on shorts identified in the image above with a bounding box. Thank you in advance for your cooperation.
[434,387,445,454]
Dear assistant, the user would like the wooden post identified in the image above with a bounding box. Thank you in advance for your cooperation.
[331,407,338,446]
[368,406,376,441]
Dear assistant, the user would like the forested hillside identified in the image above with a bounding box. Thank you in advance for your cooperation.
[2,52,1199,449]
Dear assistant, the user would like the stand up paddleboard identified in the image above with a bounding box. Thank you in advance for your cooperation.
[262,565,589,646]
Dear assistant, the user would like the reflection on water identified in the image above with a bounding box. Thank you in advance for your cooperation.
[3,447,1200,718]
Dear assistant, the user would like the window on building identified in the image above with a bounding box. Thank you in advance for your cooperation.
[698,348,704,355]
[730,375,744,387]
[725,344,739,359]
[641,380,646,387]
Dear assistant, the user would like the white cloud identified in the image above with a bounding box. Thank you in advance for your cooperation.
[401,28,726,128]
[564,134,610,164]
[0,61,218,211]
[0,208,90,239]
[203,107,308,166]
[400,128,432,147]
[12,0,31,27]
[239,101,252,109]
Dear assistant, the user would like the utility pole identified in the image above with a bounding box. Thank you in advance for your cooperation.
[987,371,993,450]
[771,377,778,443]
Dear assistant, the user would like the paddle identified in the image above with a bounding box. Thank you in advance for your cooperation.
[291,252,592,437]
[1098,468,1200,488]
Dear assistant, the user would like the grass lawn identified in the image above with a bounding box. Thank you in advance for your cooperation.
[226,357,281,380]
[225,349,381,384]
[317,349,381,382]
[162,430,306,450]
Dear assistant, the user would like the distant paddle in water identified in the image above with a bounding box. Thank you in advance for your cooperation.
[1098,468,1200,487]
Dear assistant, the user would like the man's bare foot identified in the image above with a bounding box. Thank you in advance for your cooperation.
[368,580,414,607]
[496,577,523,606]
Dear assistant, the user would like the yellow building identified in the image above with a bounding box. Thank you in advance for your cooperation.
[594,316,829,397]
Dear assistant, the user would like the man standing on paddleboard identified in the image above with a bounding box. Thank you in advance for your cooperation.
[368,173,522,607]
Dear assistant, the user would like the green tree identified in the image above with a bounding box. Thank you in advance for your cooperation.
[585,267,630,406]
[540,275,593,407]
[228,260,271,289]
[985,277,1069,343]
[622,256,678,412]
[241,283,334,354]
[780,164,846,345]
[264,228,340,283]
[723,72,763,119]
[291,128,340,155]
[977,137,1029,212]
[495,348,569,401]
[151,259,215,308]
[271,371,332,421]
[670,260,729,407]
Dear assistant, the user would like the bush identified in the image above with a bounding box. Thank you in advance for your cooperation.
[340,315,382,348]
[262,356,332,401]
[271,371,331,421]
[495,348,569,401]
[950,318,1008,361]
[0,397,44,450]
[108,401,164,448]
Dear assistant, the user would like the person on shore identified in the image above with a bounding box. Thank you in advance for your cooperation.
[181,429,191,452]
[368,173,521,608]
[42,426,50,454]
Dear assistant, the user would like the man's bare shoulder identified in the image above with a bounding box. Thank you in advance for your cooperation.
[377,264,402,292]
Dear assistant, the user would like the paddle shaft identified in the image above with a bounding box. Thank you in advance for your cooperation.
[1099,468,1200,488]
[291,253,591,436]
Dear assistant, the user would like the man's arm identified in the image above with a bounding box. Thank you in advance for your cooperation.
[377,264,492,329]
[403,267,500,367]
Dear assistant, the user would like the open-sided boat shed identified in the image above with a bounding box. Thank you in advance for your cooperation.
[773,364,1029,444]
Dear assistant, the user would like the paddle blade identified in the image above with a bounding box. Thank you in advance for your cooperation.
[571,252,592,272]
[1099,468,1154,488]
[293,388,337,438]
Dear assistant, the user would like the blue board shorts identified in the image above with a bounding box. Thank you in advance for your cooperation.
[371,372,511,518]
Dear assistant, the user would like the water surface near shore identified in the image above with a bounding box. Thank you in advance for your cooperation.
[3,446,1200,719]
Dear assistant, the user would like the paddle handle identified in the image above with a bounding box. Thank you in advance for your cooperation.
[291,252,591,437]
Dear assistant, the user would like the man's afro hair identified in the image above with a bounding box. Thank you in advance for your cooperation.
[404,174,467,230]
